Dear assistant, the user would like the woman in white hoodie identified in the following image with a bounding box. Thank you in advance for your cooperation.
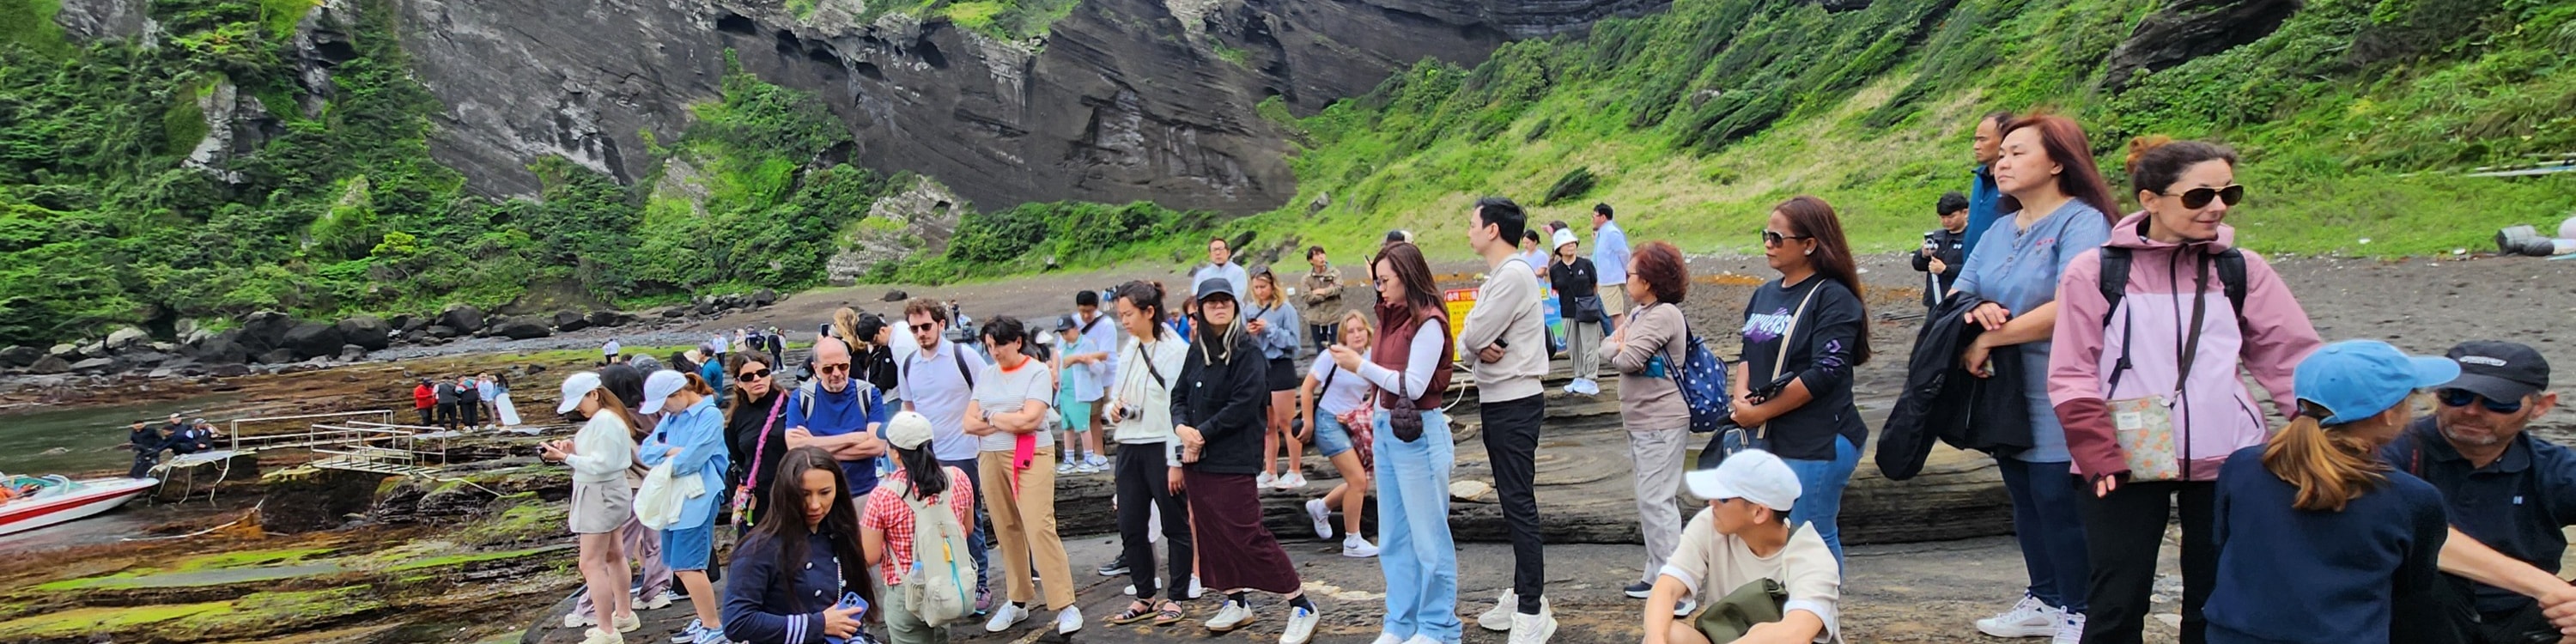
[1101,281,1196,627]
[544,372,650,644]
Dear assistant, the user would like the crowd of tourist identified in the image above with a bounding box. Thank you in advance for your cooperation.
[526,110,2576,644]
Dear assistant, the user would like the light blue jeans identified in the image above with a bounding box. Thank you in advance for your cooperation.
[1376,408,1460,643]
[1780,434,1860,567]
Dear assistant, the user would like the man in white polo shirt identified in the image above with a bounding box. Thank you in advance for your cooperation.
[898,296,995,612]
[1642,450,1842,644]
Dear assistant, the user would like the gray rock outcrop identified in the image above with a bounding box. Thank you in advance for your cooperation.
[337,315,392,350]
[435,304,485,335]
[2100,0,2298,90]
[487,316,554,340]
[281,322,346,360]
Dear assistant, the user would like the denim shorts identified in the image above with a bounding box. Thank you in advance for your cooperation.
[1314,412,1355,459]
[662,519,715,571]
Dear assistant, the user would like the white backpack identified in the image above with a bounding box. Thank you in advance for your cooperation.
[890,478,975,627]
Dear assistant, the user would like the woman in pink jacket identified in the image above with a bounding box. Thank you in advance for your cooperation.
[2046,137,2323,644]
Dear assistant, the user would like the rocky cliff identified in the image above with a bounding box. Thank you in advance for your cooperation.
[385,0,1667,214]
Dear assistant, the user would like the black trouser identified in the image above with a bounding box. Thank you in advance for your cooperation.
[2079,479,2216,644]
[416,408,434,426]
[1309,324,1337,357]
[131,450,159,478]
[434,403,457,428]
[459,401,479,428]
[1480,393,1547,612]
[2393,573,2555,644]
[1115,441,1194,601]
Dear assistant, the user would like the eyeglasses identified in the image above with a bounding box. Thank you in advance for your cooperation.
[816,363,852,374]
[738,368,771,380]
[909,323,939,333]
[2160,185,2245,210]
[1761,230,1811,246]
[2437,388,2524,414]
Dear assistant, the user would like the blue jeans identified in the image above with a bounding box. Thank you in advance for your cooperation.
[1376,409,1460,643]
[1780,434,1860,566]
[941,457,992,598]
[1998,457,2090,612]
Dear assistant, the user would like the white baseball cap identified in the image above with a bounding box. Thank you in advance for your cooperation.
[556,372,604,415]
[1685,449,1801,513]
[639,369,688,412]
[885,411,935,451]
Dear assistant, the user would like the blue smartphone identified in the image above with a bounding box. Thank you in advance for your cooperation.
[822,592,871,644]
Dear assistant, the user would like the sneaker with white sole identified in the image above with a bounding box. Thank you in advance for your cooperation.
[1975,594,2058,638]
[1189,576,1206,599]
[1673,598,1698,617]
[1476,591,1518,632]
[1098,555,1129,577]
[1056,606,1085,635]
[1280,605,1321,644]
[641,590,677,611]
[693,622,733,644]
[1507,608,1558,644]
[1075,460,1103,475]
[1123,584,1136,596]
[1622,580,1655,599]
[984,603,1029,633]
[1369,633,1405,644]
[1403,635,1441,644]
[1342,535,1379,558]
[2051,612,2085,644]
[1306,499,1334,539]
[1257,471,1279,489]
[562,611,596,629]
[581,628,624,644]
[614,611,641,634]
[671,619,701,643]
[1281,472,1310,489]
[1085,454,1109,471]
[1206,600,1258,632]
[1058,459,1078,475]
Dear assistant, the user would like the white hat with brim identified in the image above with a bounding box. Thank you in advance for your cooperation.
[557,372,604,415]
[1685,449,1801,513]
[639,369,687,413]
[1551,228,1579,253]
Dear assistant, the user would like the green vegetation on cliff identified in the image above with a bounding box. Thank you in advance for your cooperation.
[1238,0,2576,260]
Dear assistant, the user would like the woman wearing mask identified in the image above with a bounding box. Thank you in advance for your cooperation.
[1599,240,1692,605]
[1300,311,1380,558]
[1728,198,1872,565]
[1549,228,1604,396]
[1176,276,1322,644]
[1246,268,1309,490]
[963,316,1083,636]
[545,372,647,644]
[2204,340,2451,644]
[860,414,976,644]
[1951,114,2120,643]
[1103,281,1196,627]
[1334,240,1458,644]
[641,370,733,644]
[725,355,787,528]
[2049,137,2319,644]
[722,447,876,644]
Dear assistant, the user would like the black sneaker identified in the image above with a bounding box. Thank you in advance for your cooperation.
[1624,581,1656,599]
[1097,555,1129,577]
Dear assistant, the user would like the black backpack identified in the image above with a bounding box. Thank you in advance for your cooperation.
[2096,246,2248,327]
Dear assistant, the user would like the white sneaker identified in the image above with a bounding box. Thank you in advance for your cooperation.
[1206,600,1258,632]
[1058,459,1078,475]
[1123,584,1137,596]
[1075,460,1103,475]
[1189,576,1206,599]
[1306,499,1334,538]
[1476,591,1518,632]
[642,590,677,611]
[1674,598,1698,617]
[671,619,702,643]
[1369,632,1405,644]
[581,628,624,644]
[1056,606,1085,635]
[692,622,732,644]
[984,603,1029,633]
[1280,605,1321,644]
[1507,608,1558,644]
[614,611,640,634]
[1280,472,1309,489]
[1257,471,1279,489]
[562,611,596,629]
[1342,535,1380,558]
[1403,636,1441,644]
[1975,594,2058,638]
[2051,612,2086,644]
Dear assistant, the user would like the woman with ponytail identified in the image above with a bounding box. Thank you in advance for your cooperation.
[641,370,732,643]
[2203,340,2455,643]
[547,371,648,644]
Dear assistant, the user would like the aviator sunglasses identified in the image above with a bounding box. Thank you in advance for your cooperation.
[2160,184,2245,210]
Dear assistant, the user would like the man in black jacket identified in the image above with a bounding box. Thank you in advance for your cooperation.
[1915,191,1971,309]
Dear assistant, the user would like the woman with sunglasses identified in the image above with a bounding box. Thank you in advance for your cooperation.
[1948,114,2121,643]
[725,354,789,528]
[2047,135,2321,644]
[1728,199,1872,565]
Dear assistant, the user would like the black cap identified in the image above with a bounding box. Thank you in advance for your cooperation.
[2443,341,2549,403]
[1195,277,1236,302]
[1056,314,1078,331]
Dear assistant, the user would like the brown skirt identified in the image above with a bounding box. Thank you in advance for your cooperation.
[1182,468,1301,595]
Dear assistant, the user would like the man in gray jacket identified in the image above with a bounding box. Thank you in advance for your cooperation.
[1462,197,1558,644]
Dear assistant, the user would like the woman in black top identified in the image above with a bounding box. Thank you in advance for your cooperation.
[1170,277,1322,643]
[724,354,789,529]
[1727,195,1873,565]
[1546,228,1603,395]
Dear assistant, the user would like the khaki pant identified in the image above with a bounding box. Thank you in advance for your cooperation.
[979,447,1075,610]
[884,579,951,644]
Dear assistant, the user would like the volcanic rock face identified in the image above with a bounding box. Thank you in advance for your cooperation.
[390,0,1668,214]
[2099,0,2299,90]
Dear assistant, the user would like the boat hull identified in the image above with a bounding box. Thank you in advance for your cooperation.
[0,478,157,536]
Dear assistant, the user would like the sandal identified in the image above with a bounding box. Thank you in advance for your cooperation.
[1108,602,1155,625]
[1151,600,1187,626]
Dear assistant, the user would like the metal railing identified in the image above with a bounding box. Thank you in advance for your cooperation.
[226,410,397,452]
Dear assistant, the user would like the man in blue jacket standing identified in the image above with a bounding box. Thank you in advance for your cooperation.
[1961,111,2011,262]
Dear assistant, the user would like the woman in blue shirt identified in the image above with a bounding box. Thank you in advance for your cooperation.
[2206,340,2454,643]
[1949,114,2118,641]
[642,370,734,644]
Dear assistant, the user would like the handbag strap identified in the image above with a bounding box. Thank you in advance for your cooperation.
[2103,251,2213,400]
[741,391,790,491]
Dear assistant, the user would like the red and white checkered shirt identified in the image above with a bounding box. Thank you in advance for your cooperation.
[860,466,975,586]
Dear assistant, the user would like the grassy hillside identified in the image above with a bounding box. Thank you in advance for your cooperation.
[1224,0,2576,262]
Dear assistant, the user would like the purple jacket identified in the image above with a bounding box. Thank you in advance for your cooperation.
[2048,212,2322,482]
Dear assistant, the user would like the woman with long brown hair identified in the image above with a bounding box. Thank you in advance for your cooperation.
[1725,197,1871,565]
[723,353,788,529]
[1331,240,1460,644]
[2202,340,2453,643]
[545,371,648,644]
[1244,267,1309,489]
[723,446,878,644]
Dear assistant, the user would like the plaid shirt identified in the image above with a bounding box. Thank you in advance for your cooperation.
[860,466,975,586]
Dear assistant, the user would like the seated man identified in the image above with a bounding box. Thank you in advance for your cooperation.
[1643,450,1841,644]
[2383,341,2576,642]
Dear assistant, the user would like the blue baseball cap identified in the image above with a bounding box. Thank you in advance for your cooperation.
[2294,340,2460,425]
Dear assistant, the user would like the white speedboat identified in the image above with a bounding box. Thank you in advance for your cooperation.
[0,474,157,535]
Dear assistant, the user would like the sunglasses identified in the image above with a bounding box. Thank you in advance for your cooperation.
[909,323,939,333]
[738,368,771,380]
[1761,230,1811,246]
[2437,388,2524,414]
[2160,185,2245,210]
[816,363,852,374]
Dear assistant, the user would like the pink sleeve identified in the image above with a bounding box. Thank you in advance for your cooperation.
[860,489,895,530]
[2047,248,2127,478]
[2233,251,2321,417]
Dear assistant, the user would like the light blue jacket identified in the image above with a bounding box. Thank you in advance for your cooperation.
[1247,300,1303,361]
[641,397,730,527]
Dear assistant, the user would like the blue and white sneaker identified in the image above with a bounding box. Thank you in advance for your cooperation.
[671,619,702,643]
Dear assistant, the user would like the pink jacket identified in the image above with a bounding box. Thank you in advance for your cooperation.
[2048,212,2321,482]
